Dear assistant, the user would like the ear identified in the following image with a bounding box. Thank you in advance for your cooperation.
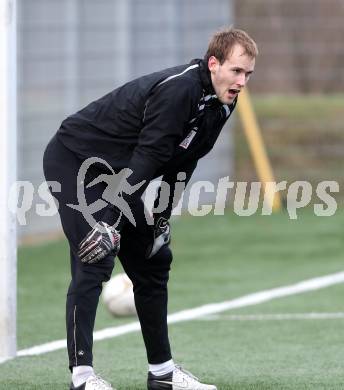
[208,56,219,73]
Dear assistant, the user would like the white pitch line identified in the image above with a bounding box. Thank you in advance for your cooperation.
[198,312,344,321]
[14,270,344,358]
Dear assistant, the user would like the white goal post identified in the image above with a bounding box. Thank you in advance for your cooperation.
[0,0,17,362]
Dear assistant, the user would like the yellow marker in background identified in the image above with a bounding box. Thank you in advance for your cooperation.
[237,88,282,212]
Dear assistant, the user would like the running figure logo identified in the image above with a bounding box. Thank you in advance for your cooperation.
[67,157,145,230]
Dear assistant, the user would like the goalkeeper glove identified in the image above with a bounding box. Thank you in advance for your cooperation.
[78,221,121,264]
[146,216,171,259]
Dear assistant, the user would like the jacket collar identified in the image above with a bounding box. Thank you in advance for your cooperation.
[198,59,216,96]
[190,58,216,96]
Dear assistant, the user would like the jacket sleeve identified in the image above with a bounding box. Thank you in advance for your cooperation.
[126,78,198,190]
[102,79,199,228]
[153,159,198,220]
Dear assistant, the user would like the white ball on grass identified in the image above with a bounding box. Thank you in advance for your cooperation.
[102,273,137,317]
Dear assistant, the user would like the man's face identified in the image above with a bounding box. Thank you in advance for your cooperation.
[208,44,255,104]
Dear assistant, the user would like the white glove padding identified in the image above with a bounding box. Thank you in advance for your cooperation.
[78,221,121,264]
[147,217,171,259]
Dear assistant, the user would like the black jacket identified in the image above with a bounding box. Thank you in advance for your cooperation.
[57,59,237,222]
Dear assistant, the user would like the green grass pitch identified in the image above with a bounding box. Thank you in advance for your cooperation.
[1,210,343,389]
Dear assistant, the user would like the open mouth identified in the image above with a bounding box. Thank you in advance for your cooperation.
[228,88,240,95]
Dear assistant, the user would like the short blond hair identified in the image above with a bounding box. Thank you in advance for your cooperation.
[205,27,258,64]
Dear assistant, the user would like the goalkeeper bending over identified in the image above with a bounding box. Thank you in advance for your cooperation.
[43,28,257,390]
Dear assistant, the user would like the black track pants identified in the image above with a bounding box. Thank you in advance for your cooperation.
[43,135,173,370]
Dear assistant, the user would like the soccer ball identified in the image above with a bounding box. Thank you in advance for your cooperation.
[102,273,137,317]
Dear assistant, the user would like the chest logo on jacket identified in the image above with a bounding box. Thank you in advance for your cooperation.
[179,128,197,149]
